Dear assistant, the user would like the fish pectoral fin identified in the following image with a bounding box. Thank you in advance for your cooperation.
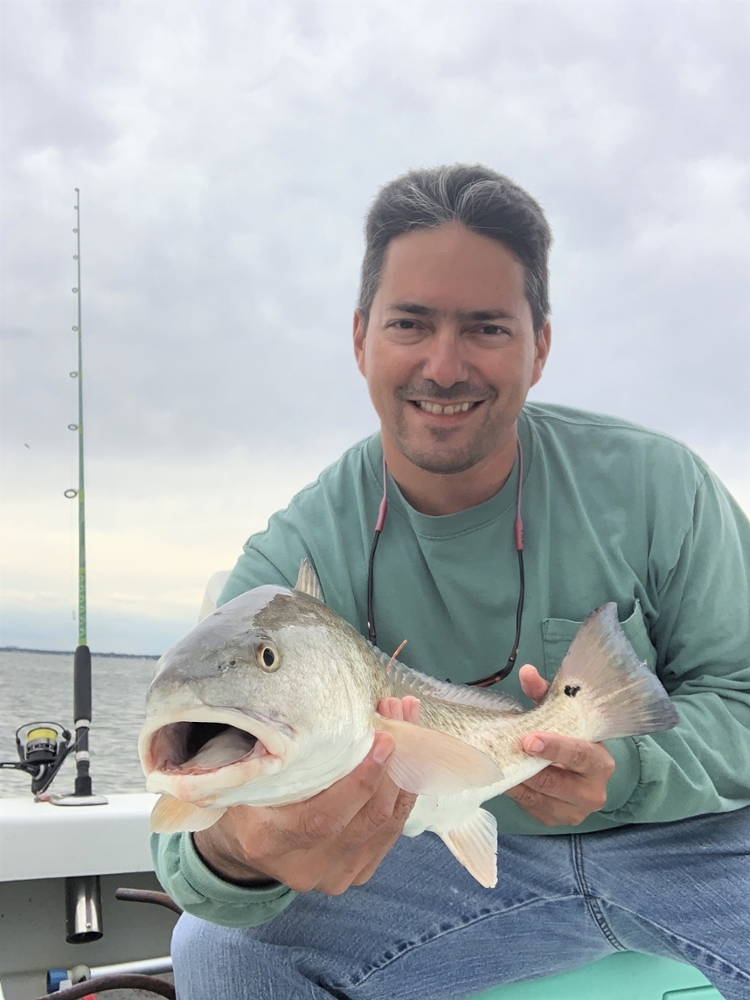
[150,794,227,834]
[377,717,504,795]
[440,809,498,888]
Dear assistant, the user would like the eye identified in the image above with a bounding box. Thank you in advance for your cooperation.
[256,642,280,672]
[476,324,510,337]
[386,318,424,339]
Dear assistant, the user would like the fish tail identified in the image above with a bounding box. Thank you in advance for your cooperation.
[547,603,680,740]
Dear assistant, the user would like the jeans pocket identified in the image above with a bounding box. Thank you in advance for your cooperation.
[542,599,656,680]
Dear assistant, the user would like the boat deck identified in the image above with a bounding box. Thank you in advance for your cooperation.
[0,796,176,1000]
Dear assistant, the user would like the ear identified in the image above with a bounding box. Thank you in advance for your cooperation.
[530,321,551,387]
[353,309,367,377]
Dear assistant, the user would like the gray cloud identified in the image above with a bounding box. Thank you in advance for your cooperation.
[1,0,748,467]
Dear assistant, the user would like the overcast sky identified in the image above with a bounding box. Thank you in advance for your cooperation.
[1,0,748,654]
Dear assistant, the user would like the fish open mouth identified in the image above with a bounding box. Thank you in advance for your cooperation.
[149,721,267,776]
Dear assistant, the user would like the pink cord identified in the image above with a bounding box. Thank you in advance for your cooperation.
[375,455,389,532]
[514,438,524,551]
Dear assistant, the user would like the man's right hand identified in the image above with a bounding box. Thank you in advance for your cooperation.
[192,697,420,895]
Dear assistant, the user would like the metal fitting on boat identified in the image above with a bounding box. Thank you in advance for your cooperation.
[64,875,103,943]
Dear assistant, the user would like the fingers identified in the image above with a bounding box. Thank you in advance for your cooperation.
[402,696,421,724]
[522,733,615,778]
[283,732,396,847]
[378,697,404,721]
[350,767,403,841]
[349,789,417,887]
[285,777,416,894]
[518,664,549,704]
[505,780,595,826]
[377,695,421,724]
[506,734,616,826]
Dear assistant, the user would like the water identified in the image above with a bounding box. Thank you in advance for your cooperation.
[0,649,158,799]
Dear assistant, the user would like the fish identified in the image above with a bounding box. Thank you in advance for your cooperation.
[138,560,680,888]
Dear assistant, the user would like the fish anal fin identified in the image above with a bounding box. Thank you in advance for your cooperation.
[150,794,226,834]
[295,559,324,603]
[440,808,498,888]
[377,717,504,795]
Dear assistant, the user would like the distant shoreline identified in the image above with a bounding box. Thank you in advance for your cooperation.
[0,646,160,660]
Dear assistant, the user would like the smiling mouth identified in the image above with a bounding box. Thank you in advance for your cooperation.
[411,400,483,416]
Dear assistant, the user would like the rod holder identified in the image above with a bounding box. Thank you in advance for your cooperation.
[65,875,103,943]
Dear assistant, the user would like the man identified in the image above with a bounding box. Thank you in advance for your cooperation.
[155,165,750,999]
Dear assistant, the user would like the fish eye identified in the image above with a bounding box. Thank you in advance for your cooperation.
[256,642,280,672]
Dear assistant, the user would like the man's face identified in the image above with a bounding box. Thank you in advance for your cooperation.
[353,222,551,475]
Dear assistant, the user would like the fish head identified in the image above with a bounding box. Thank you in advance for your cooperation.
[138,584,377,809]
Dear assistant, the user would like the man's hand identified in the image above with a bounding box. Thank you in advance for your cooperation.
[504,664,615,826]
[192,697,420,895]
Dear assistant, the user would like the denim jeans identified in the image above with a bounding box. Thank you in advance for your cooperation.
[171,807,750,1000]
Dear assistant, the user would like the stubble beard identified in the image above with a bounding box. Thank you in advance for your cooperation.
[390,383,503,475]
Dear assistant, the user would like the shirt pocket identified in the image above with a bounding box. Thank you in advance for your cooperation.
[541,599,656,681]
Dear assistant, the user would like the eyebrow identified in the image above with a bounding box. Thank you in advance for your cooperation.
[385,302,518,322]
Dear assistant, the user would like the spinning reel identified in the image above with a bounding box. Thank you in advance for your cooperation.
[0,722,73,796]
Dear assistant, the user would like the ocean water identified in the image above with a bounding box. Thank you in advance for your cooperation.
[0,649,158,799]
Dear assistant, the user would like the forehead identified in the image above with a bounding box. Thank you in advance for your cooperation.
[377,222,528,313]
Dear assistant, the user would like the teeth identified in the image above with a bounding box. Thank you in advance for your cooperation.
[417,401,474,415]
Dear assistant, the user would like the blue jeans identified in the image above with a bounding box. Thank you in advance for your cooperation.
[171,808,750,1000]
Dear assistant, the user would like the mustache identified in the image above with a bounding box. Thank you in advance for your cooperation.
[396,380,496,403]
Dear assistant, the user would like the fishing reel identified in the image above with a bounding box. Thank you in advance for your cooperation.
[0,722,73,796]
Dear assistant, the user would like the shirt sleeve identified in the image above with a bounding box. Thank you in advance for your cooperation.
[218,501,319,605]
[151,832,297,928]
[602,466,750,823]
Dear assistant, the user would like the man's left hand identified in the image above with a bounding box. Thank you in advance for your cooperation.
[504,664,615,826]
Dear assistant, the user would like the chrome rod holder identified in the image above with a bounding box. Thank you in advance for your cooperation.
[64,874,103,943]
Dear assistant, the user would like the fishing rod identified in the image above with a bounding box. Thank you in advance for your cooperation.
[0,190,108,949]
[1,191,106,808]
[52,188,108,808]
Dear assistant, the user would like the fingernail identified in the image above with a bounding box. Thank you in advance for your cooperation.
[372,735,393,764]
[526,736,545,754]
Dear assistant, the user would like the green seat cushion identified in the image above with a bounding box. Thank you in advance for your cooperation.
[467,952,723,1000]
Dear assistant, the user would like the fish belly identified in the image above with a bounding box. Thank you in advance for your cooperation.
[400,756,548,889]
[403,754,548,838]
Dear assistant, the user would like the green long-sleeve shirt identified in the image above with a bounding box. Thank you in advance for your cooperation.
[152,402,750,926]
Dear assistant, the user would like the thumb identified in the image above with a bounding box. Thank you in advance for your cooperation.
[518,664,549,704]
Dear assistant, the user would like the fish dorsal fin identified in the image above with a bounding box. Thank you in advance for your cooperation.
[198,570,231,621]
[376,716,504,795]
[549,602,680,740]
[150,794,227,834]
[378,650,524,714]
[439,808,498,888]
[295,559,324,602]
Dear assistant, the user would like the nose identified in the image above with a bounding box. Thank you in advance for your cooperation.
[420,328,470,387]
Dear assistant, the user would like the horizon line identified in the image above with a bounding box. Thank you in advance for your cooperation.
[0,645,160,660]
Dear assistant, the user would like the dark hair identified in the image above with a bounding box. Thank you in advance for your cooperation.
[358,164,552,335]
